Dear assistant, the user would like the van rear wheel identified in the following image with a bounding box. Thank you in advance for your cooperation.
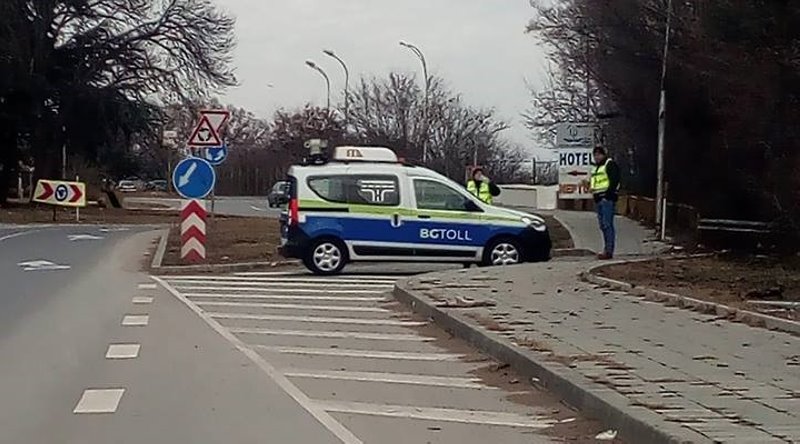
[304,238,348,275]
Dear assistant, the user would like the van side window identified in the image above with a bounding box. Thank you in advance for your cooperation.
[308,175,399,206]
[414,179,472,211]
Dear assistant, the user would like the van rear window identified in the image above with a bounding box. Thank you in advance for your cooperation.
[307,175,399,206]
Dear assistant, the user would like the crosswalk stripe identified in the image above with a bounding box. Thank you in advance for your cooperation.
[174,286,388,294]
[315,400,557,429]
[208,313,425,327]
[194,301,389,313]
[284,370,492,389]
[172,285,386,294]
[256,345,462,361]
[185,293,387,302]
[170,276,399,284]
[229,328,433,342]
[166,280,393,289]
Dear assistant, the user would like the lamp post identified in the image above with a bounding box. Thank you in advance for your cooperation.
[655,0,673,240]
[305,60,331,112]
[323,49,349,123]
[400,41,430,164]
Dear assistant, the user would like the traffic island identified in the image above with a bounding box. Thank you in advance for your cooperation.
[394,261,799,444]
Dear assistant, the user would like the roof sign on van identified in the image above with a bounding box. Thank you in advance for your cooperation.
[333,146,398,163]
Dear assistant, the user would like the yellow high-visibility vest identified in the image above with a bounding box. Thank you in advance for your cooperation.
[591,159,612,193]
[467,180,493,204]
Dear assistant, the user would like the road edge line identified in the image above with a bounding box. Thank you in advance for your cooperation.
[392,279,711,444]
[151,276,364,444]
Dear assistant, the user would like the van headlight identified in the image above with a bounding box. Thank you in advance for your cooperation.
[521,216,547,232]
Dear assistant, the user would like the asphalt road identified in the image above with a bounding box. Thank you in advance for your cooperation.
[0,224,608,443]
[124,196,282,218]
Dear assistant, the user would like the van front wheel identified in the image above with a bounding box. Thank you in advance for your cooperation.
[482,237,523,267]
[304,238,348,275]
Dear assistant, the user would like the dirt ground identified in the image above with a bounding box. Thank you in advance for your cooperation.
[162,216,281,266]
[543,215,574,250]
[597,255,800,321]
[0,203,175,225]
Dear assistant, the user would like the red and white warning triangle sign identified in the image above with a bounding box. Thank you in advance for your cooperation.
[188,115,222,147]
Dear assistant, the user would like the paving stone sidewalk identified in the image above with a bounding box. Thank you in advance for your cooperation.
[399,260,800,443]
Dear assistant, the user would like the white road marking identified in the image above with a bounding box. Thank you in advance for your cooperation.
[132,296,154,305]
[232,272,403,280]
[137,283,157,290]
[232,271,310,277]
[229,328,434,342]
[284,369,492,390]
[255,345,463,361]
[194,301,389,313]
[73,389,125,414]
[68,234,104,241]
[173,286,386,294]
[17,260,71,271]
[249,205,268,212]
[106,344,141,359]
[151,277,364,444]
[186,293,387,302]
[166,280,393,289]
[208,313,425,327]
[0,230,40,242]
[121,315,149,326]
[316,400,556,429]
[170,276,399,284]
[99,227,130,233]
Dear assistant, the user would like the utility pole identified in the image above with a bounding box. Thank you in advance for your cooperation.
[655,0,673,239]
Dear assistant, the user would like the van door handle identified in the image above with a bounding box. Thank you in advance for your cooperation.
[418,215,431,219]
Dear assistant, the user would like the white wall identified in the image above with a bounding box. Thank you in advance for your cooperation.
[495,184,558,210]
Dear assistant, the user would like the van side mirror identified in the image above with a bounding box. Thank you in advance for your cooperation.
[464,199,483,212]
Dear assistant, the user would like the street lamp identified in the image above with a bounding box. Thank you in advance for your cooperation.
[400,40,430,164]
[655,0,673,240]
[305,60,331,112]
[323,49,350,123]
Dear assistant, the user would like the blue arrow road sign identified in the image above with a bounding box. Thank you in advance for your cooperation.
[203,144,228,166]
[172,157,216,199]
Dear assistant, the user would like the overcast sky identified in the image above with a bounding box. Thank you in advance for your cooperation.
[216,0,550,156]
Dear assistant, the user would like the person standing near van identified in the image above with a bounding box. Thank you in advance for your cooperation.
[467,167,501,204]
[590,147,621,260]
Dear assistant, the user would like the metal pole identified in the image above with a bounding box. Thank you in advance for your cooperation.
[400,41,429,164]
[324,50,350,124]
[61,125,67,179]
[305,60,331,113]
[655,0,673,230]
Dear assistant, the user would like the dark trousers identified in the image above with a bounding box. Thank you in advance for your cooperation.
[596,198,616,255]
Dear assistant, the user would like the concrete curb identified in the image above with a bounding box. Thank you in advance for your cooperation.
[156,260,300,274]
[583,265,800,337]
[393,280,710,444]
[150,228,170,269]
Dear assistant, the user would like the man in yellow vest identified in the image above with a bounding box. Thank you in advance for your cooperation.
[466,167,501,204]
[590,147,621,260]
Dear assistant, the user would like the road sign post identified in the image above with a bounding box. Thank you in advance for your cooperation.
[181,199,207,263]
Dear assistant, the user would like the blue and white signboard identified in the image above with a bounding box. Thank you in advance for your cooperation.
[172,157,216,199]
[202,144,228,166]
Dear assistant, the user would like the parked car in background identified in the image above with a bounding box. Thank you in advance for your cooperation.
[146,179,168,192]
[117,180,138,193]
[268,181,289,207]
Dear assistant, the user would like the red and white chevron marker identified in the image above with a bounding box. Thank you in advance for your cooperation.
[181,199,207,263]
